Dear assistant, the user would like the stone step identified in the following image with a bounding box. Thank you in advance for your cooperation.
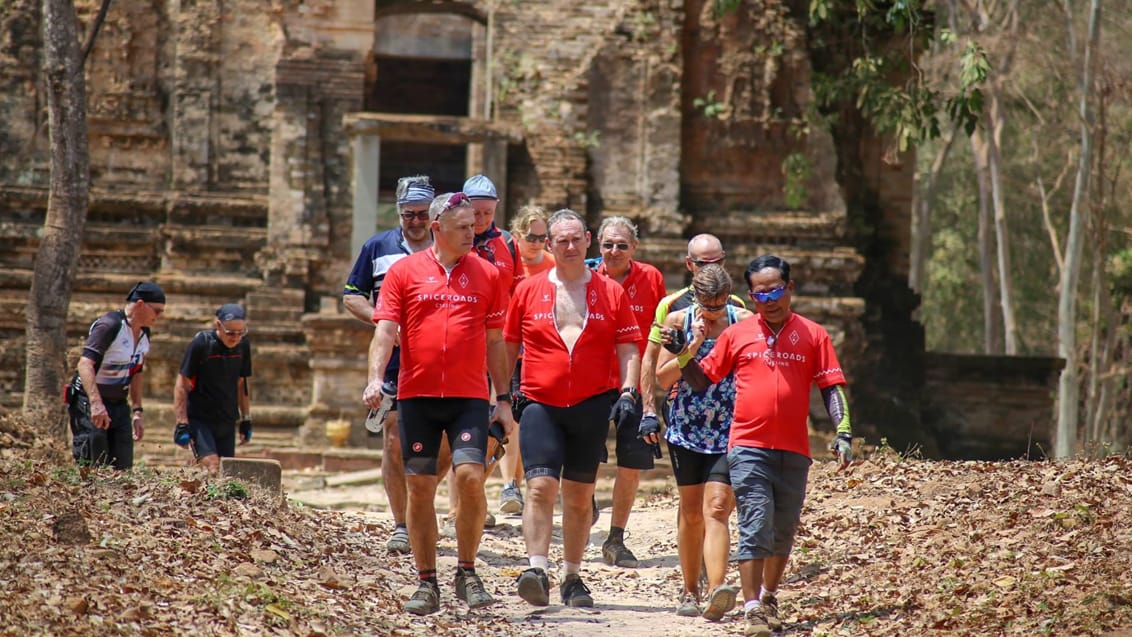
[690,209,847,248]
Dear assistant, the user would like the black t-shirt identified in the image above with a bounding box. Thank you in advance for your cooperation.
[179,330,252,426]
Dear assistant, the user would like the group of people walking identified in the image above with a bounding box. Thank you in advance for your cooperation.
[63,170,853,636]
[347,173,854,636]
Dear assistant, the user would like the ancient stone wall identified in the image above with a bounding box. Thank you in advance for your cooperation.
[0,0,1045,459]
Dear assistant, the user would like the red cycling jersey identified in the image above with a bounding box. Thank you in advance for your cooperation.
[505,271,642,407]
[596,260,666,359]
[474,231,520,293]
[373,249,508,400]
[698,312,846,457]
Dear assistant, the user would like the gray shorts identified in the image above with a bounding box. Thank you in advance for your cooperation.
[728,446,812,560]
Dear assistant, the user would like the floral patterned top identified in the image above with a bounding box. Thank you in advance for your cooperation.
[664,305,738,455]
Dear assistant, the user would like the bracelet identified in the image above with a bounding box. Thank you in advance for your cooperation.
[132,407,143,414]
[495,393,511,403]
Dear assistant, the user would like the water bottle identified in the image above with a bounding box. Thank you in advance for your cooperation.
[365,380,397,434]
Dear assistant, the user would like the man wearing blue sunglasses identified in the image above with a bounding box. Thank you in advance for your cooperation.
[670,254,853,637]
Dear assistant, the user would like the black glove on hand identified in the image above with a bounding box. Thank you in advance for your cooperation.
[511,392,530,422]
[174,423,191,447]
[488,420,507,461]
[638,413,660,438]
[238,419,253,442]
[662,328,688,355]
[609,390,642,432]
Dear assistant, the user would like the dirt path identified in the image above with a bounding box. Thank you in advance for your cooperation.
[288,467,751,636]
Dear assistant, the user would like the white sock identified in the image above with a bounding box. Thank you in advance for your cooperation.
[744,599,761,613]
[564,561,581,575]
[760,586,776,599]
[529,555,549,572]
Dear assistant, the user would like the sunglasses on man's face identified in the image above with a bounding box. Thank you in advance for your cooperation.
[750,285,787,304]
[399,209,429,221]
[690,256,724,267]
[221,327,248,337]
[524,232,547,243]
[601,242,630,251]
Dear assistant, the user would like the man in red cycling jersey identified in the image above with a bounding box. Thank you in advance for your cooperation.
[674,254,853,637]
[363,192,515,616]
[592,216,667,568]
[504,209,643,609]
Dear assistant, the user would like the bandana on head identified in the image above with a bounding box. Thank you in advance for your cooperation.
[397,182,435,206]
[126,281,166,304]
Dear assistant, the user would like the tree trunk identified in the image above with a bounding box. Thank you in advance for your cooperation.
[909,124,958,295]
[23,0,90,443]
[1055,0,1102,458]
[985,86,1018,354]
[970,130,1000,354]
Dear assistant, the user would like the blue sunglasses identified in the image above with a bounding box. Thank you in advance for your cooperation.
[749,285,787,304]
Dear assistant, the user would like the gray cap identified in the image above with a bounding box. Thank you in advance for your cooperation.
[462,174,498,200]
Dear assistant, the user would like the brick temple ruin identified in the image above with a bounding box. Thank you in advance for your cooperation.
[0,0,1061,460]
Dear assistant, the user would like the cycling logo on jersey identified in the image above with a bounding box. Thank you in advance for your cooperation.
[627,283,637,299]
[458,273,470,289]
[542,293,551,302]
[589,289,598,306]
[789,330,800,346]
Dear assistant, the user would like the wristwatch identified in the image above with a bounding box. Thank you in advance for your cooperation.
[495,393,512,403]
[620,387,640,401]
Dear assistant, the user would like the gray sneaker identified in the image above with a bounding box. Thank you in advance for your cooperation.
[516,567,550,606]
[559,573,594,607]
[404,581,440,616]
[454,568,495,609]
[676,591,701,617]
[744,605,772,637]
[499,482,523,514]
[702,584,738,621]
[385,525,410,554]
[761,591,782,631]
[601,537,639,568]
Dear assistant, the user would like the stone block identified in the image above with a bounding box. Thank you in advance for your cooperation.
[220,457,283,495]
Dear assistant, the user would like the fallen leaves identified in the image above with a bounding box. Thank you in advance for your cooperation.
[3,452,1132,635]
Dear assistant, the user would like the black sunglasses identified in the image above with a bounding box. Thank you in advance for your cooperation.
[524,232,548,243]
[399,209,429,221]
[602,242,630,251]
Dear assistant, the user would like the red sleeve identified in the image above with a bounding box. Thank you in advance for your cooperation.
[486,265,508,329]
[611,284,641,344]
[372,263,404,324]
[698,327,733,385]
[813,329,847,389]
[503,282,526,343]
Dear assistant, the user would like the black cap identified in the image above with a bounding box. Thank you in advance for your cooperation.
[126,281,166,304]
[216,303,247,321]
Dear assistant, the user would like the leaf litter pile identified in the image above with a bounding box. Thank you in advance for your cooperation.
[1,412,1131,636]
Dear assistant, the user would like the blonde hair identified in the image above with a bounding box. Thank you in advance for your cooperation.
[510,205,549,236]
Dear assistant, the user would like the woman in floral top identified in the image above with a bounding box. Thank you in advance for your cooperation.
[655,264,754,620]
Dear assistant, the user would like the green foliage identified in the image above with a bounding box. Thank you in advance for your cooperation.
[206,480,249,500]
[693,90,726,119]
[573,130,601,150]
[712,0,743,18]
[782,152,812,208]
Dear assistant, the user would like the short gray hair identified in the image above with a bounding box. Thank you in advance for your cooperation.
[597,216,639,242]
[429,192,472,222]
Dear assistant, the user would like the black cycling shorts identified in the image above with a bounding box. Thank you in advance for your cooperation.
[667,441,730,487]
[520,390,614,484]
[397,397,489,475]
